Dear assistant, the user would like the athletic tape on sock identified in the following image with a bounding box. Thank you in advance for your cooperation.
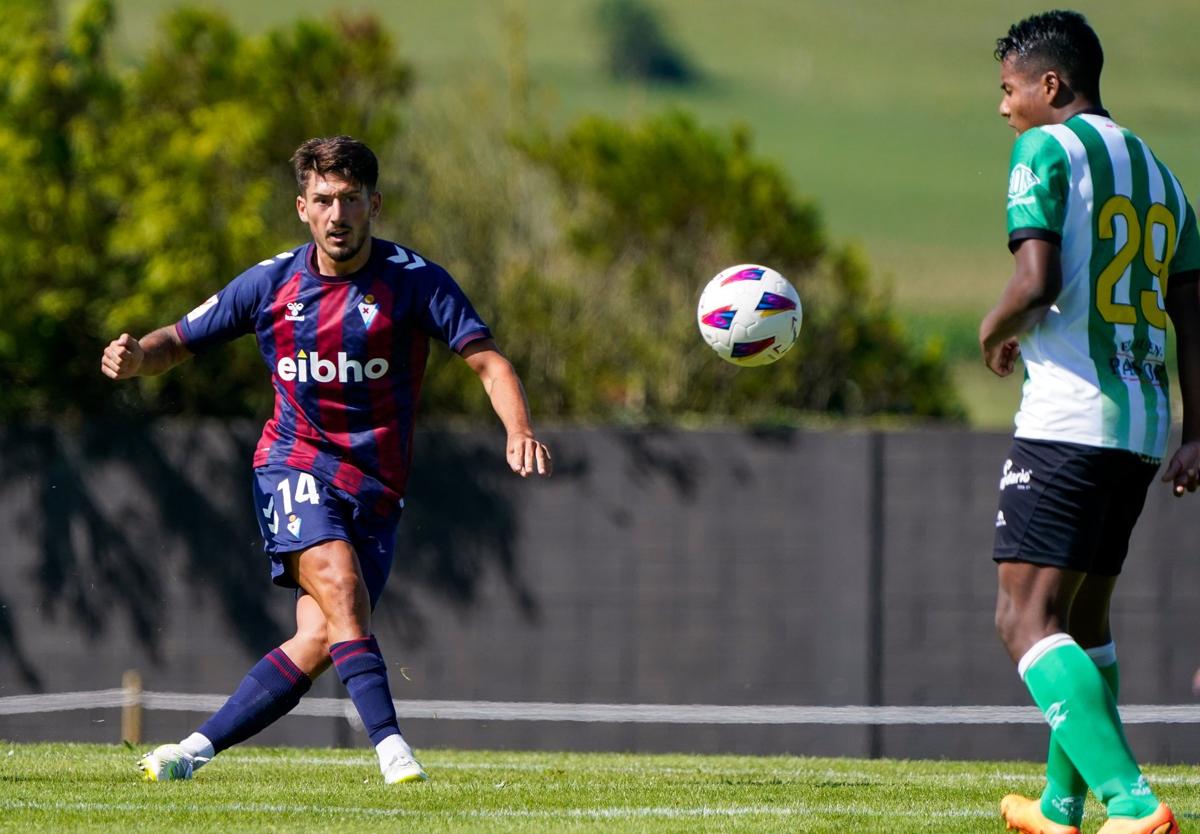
[1085,641,1118,668]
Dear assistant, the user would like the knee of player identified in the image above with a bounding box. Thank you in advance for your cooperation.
[995,598,1068,660]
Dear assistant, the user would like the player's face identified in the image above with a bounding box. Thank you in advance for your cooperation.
[297,173,381,270]
[998,56,1057,135]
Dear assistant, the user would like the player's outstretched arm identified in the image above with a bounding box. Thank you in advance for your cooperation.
[101,325,192,380]
[979,239,1063,377]
[462,338,552,478]
[1163,269,1200,496]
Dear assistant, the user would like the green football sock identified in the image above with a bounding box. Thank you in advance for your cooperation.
[1039,643,1120,826]
[1020,635,1157,820]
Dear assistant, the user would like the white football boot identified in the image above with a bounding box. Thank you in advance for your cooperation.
[382,751,429,784]
[137,743,199,782]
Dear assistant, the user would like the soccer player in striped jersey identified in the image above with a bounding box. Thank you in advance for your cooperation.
[101,136,552,784]
[981,12,1200,834]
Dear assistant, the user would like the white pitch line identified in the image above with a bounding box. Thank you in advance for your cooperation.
[0,798,997,820]
[217,755,1200,785]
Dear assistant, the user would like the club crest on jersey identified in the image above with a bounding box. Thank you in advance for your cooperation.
[359,294,379,329]
[1008,163,1041,207]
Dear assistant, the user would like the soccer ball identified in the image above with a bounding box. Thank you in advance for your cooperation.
[696,264,802,366]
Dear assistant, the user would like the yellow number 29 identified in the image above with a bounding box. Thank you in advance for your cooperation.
[1095,196,1175,330]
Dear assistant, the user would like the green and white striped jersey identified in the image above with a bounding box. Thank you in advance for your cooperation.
[1006,111,1200,459]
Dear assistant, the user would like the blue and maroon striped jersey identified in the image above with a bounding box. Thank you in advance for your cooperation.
[176,238,491,515]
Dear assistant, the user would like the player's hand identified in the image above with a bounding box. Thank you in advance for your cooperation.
[101,333,144,380]
[983,338,1021,377]
[507,433,552,478]
[1161,440,1200,497]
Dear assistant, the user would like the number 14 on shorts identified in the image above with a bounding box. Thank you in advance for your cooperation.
[265,472,321,537]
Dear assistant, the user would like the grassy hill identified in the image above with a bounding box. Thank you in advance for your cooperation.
[92,0,1200,425]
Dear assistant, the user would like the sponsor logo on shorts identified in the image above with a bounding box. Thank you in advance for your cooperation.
[995,511,1006,528]
[999,459,1033,491]
[276,350,389,383]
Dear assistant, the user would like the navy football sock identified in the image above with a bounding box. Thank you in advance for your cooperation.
[331,636,401,745]
[198,647,312,754]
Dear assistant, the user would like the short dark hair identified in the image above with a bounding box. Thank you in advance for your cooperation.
[995,10,1103,100]
[290,135,379,194]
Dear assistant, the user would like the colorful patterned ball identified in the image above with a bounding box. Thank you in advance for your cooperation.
[696,264,802,367]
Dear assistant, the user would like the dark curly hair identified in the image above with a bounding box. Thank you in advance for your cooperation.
[290,135,379,194]
[995,10,1103,101]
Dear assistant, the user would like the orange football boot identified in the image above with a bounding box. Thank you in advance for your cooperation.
[1000,794,1081,834]
[1096,803,1179,834]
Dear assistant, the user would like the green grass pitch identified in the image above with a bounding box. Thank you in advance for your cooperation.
[0,743,1197,832]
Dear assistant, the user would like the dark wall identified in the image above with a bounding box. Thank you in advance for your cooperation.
[0,423,1197,761]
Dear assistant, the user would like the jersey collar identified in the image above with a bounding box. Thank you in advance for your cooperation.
[303,237,382,285]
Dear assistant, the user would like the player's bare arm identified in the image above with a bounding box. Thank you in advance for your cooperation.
[1162,269,1200,496]
[100,324,192,380]
[462,338,552,478]
[979,238,1063,377]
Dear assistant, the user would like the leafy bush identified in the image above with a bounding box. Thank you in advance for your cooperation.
[0,2,961,425]
[0,1,409,418]
[517,113,961,419]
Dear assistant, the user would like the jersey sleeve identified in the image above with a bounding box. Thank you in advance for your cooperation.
[418,264,492,352]
[1006,128,1070,251]
[1169,200,1200,279]
[175,267,269,354]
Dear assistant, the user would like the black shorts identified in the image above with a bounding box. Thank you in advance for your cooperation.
[992,438,1159,576]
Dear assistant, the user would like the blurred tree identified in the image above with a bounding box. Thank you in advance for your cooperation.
[0,2,959,424]
[519,112,962,419]
[393,106,961,421]
[595,0,697,84]
[0,0,123,418]
[0,1,410,419]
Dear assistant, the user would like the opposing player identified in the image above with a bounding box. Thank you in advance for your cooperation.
[981,11,1200,834]
[101,136,552,784]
